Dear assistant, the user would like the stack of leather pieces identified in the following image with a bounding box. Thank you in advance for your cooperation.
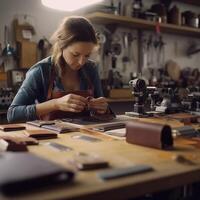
[24,129,58,140]
[27,120,78,133]
[0,136,38,152]
[41,123,78,133]
[126,121,173,149]
[0,124,36,152]
[0,123,58,151]
[166,113,200,124]
[26,120,55,127]
[92,122,126,132]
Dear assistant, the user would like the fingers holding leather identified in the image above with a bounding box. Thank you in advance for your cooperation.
[69,99,86,107]
[96,109,106,114]
[87,97,108,114]
[71,94,87,104]
[68,103,85,112]
[88,102,108,110]
[57,94,87,112]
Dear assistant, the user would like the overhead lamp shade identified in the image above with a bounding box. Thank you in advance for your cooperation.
[41,0,103,11]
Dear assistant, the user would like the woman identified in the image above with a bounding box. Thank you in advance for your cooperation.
[7,16,109,123]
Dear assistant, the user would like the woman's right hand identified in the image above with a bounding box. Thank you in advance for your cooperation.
[54,94,87,112]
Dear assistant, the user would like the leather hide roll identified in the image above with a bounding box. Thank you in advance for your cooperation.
[126,121,173,149]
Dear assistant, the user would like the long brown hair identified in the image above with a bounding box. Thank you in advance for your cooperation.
[50,16,98,76]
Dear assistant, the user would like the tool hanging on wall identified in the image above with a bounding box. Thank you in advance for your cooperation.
[2,26,16,58]
[157,35,165,69]
[107,43,121,88]
[0,43,4,72]
[141,36,151,83]
[96,31,106,78]
[38,37,52,60]
[111,39,121,69]
[128,32,137,64]
[110,33,121,70]
[186,43,200,56]
[122,32,130,72]
[102,29,112,73]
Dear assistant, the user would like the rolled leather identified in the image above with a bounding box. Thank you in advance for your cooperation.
[126,121,173,149]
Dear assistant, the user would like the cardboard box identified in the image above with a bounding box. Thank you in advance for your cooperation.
[109,88,132,99]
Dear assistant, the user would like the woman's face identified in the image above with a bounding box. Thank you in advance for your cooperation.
[62,42,95,71]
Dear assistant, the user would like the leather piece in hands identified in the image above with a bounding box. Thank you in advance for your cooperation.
[89,106,116,122]
[126,121,173,149]
[0,124,26,132]
[68,107,116,124]
[25,130,58,139]
[43,109,116,122]
[88,113,116,122]
[0,152,75,196]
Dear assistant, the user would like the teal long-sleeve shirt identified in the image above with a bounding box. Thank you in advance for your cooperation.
[7,57,103,123]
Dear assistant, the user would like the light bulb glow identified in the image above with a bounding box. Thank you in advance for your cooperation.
[41,0,103,11]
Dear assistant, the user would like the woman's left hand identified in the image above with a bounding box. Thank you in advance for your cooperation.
[87,97,108,114]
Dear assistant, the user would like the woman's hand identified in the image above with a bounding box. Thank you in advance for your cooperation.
[87,97,108,114]
[55,94,87,112]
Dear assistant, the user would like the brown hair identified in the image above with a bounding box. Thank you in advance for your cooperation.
[50,16,98,76]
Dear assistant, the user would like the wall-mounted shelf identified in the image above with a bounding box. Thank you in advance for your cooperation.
[107,98,133,102]
[86,12,200,38]
[175,0,200,6]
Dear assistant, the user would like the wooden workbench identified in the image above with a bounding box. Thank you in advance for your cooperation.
[0,115,200,200]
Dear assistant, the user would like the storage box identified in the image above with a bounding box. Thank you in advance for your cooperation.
[109,88,132,99]
[17,41,37,68]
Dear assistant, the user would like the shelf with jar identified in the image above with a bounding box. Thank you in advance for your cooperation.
[85,12,200,38]
[175,0,200,6]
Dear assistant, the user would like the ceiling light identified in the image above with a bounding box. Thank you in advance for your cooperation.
[41,0,103,12]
